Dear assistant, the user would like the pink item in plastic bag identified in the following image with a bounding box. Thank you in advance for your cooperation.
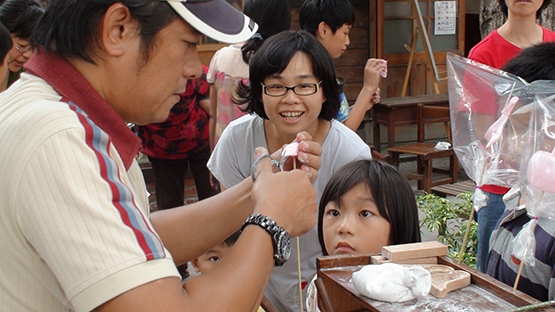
[527,149,555,193]
[484,96,519,148]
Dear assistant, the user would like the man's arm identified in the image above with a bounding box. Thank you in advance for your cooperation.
[151,131,321,265]
[343,58,386,131]
[96,147,318,311]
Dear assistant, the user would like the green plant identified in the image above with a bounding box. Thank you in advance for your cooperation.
[417,192,478,268]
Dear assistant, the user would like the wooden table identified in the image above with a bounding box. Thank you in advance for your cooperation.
[315,254,540,312]
[372,93,449,148]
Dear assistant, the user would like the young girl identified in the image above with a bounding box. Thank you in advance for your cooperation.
[208,30,371,311]
[307,159,421,311]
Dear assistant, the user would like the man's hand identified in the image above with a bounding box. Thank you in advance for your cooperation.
[271,131,321,184]
[250,147,317,238]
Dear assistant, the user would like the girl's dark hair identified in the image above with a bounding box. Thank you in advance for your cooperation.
[0,0,44,40]
[498,0,551,18]
[318,159,421,255]
[32,0,177,64]
[241,0,291,64]
[0,22,11,63]
[235,30,340,121]
[299,0,355,36]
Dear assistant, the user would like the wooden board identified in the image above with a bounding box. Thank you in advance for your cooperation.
[382,241,448,261]
[315,254,541,312]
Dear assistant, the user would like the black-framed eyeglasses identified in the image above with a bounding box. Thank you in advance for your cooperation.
[261,81,323,97]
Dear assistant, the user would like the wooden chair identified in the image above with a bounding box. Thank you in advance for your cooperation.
[369,144,392,164]
[387,103,457,193]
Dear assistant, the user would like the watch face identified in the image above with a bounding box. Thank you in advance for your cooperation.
[276,231,291,264]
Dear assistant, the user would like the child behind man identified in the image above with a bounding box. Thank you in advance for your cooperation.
[192,231,267,312]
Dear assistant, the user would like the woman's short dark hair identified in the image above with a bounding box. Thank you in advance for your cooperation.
[498,0,551,18]
[317,159,421,255]
[0,0,44,40]
[235,30,340,121]
[0,22,11,63]
[32,0,178,65]
[241,0,291,64]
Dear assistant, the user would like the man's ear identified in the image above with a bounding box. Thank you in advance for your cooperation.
[100,3,138,57]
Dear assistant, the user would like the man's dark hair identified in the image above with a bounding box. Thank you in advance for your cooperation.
[0,22,11,63]
[502,42,555,82]
[299,0,355,36]
[498,0,551,18]
[0,0,44,40]
[32,0,178,64]
[235,30,341,121]
[240,0,291,64]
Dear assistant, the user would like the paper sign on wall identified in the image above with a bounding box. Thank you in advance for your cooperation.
[434,1,456,35]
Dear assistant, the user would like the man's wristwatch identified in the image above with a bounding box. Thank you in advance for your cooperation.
[241,214,291,266]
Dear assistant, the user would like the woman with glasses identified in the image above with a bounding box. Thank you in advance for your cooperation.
[207,30,371,311]
[0,0,44,91]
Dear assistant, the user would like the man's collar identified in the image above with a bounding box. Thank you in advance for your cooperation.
[25,51,141,170]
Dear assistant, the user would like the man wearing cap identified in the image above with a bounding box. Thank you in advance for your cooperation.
[0,1,321,311]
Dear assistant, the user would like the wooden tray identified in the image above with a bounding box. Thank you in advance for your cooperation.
[315,254,542,312]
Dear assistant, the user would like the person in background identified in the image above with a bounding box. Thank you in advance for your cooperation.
[299,0,385,132]
[206,0,291,152]
[0,0,323,311]
[486,42,555,302]
[208,30,372,311]
[191,230,267,311]
[0,0,44,91]
[307,159,421,311]
[0,22,12,89]
[137,65,220,278]
[466,0,555,272]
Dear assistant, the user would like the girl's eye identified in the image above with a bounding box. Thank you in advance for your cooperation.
[208,256,220,262]
[360,210,373,217]
[326,209,340,217]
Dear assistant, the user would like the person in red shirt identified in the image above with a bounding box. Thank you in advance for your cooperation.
[467,0,555,272]
[138,65,219,211]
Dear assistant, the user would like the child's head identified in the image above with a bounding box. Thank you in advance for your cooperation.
[318,159,421,256]
[192,231,241,274]
[299,0,355,58]
[498,0,550,18]
[502,42,555,82]
[0,0,44,72]
[236,30,340,131]
[241,0,291,63]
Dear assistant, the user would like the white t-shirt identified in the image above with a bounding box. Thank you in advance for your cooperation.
[208,114,371,311]
[0,74,179,312]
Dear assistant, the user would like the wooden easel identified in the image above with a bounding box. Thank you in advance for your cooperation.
[401,0,441,97]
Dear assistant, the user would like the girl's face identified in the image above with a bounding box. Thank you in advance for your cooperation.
[261,52,326,137]
[323,182,391,255]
